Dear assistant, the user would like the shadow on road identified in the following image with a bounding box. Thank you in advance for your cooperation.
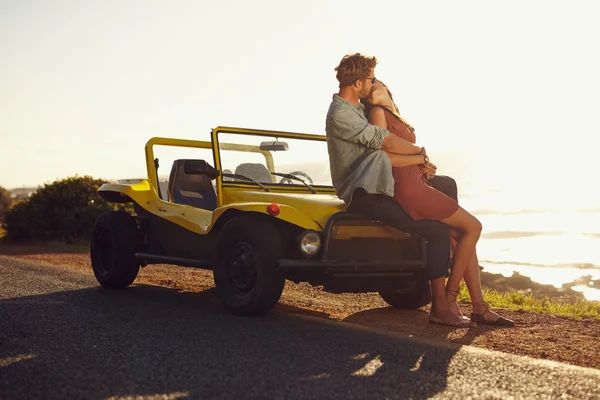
[342,307,494,347]
[1,283,466,399]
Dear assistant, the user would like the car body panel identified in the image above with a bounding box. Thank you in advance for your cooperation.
[221,187,345,229]
[98,183,328,235]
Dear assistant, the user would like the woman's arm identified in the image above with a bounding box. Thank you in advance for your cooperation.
[368,108,422,155]
[386,153,427,168]
[368,107,388,130]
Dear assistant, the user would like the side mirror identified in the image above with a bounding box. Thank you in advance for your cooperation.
[259,140,289,151]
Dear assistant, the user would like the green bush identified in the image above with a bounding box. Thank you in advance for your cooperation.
[0,186,12,221]
[1,176,133,243]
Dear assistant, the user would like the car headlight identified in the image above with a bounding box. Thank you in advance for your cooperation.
[298,230,321,258]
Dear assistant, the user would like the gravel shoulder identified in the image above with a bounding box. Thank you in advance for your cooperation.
[1,244,599,370]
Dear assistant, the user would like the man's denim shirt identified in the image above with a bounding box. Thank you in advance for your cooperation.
[325,94,394,205]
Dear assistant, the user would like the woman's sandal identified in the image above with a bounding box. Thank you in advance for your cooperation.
[446,288,468,320]
[446,288,477,326]
[470,301,515,327]
[429,309,471,328]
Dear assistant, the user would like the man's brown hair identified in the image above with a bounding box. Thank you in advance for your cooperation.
[334,53,378,88]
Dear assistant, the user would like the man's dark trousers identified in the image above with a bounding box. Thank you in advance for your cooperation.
[347,175,458,279]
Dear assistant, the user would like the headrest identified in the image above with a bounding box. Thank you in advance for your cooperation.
[178,159,219,180]
[234,163,271,182]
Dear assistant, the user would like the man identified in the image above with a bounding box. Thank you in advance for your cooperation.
[325,53,469,328]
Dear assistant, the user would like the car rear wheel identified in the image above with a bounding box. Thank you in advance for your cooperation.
[378,273,432,309]
[90,211,141,289]
[214,217,286,316]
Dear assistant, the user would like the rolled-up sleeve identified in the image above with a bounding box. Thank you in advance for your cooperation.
[329,108,389,149]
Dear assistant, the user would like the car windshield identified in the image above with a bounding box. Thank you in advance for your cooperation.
[217,131,333,188]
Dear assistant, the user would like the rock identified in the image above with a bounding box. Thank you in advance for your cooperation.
[480,271,585,300]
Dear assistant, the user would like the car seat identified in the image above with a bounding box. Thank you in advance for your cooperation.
[168,159,218,210]
[234,163,272,182]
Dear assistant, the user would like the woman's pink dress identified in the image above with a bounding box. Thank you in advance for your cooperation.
[380,107,459,220]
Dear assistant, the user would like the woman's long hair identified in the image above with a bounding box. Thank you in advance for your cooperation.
[362,80,414,130]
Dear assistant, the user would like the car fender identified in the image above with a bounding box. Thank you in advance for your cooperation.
[212,203,322,231]
[98,180,154,204]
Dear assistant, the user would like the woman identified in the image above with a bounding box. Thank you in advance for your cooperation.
[363,80,514,327]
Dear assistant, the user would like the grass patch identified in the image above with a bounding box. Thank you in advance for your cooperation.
[457,283,600,321]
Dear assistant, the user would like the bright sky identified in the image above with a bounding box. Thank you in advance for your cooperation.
[1,0,599,190]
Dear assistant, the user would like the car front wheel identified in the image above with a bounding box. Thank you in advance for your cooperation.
[213,217,286,316]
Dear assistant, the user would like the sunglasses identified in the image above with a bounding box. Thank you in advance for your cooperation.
[365,76,376,84]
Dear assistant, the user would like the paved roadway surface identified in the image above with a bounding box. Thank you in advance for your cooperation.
[1,256,599,400]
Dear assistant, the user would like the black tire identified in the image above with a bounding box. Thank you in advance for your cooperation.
[378,274,432,309]
[90,211,141,289]
[213,217,286,316]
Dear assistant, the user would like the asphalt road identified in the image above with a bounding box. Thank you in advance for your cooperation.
[1,256,599,400]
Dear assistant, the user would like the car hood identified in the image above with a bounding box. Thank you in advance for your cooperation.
[222,190,347,228]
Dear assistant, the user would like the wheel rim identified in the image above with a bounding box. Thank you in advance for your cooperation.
[226,241,258,296]
[92,226,115,275]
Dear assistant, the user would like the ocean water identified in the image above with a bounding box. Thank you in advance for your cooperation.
[435,151,600,301]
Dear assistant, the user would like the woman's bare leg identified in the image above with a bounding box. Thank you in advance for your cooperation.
[450,236,457,260]
[449,228,485,309]
[463,248,484,304]
[440,208,482,312]
[462,249,512,322]
[428,228,469,327]
[451,233,483,271]
[429,276,470,327]
[441,207,482,288]
[450,230,514,324]
[447,229,474,318]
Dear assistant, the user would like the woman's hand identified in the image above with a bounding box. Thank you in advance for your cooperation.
[420,161,437,179]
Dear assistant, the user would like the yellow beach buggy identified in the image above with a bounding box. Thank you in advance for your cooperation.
[91,126,430,315]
